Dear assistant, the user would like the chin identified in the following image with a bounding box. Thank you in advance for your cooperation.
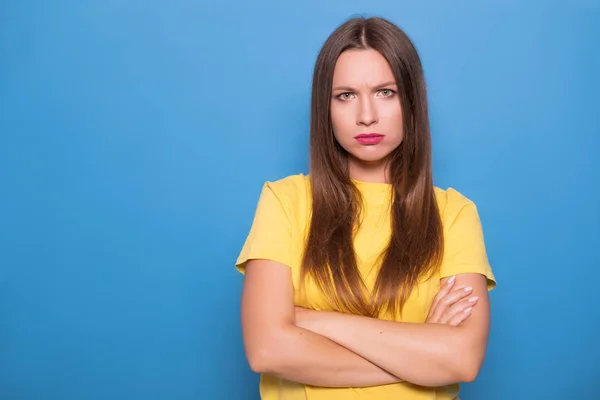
[349,151,391,165]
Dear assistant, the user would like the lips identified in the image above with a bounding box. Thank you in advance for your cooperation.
[355,133,384,145]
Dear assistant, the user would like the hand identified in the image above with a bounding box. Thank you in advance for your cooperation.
[426,275,478,326]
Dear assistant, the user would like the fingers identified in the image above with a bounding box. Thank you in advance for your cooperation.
[427,276,456,321]
[440,286,474,310]
[433,276,456,307]
[442,296,479,326]
[428,285,473,323]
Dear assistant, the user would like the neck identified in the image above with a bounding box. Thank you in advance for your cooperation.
[348,157,390,183]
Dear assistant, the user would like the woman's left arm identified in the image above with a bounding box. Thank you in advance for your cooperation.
[295,273,490,388]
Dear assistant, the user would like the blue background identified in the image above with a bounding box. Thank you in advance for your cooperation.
[1,1,598,399]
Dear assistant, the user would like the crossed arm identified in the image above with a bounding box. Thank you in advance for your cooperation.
[240,259,491,388]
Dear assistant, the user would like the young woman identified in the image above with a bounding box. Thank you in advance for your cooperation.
[235,16,496,400]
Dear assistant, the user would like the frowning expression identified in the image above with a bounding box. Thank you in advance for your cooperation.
[330,48,404,170]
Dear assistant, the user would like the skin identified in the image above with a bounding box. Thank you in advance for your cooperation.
[240,48,491,388]
[330,48,404,183]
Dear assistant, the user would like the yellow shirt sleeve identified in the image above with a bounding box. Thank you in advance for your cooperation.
[235,182,292,274]
[440,189,497,290]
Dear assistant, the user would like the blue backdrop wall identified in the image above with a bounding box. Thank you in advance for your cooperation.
[1,1,598,399]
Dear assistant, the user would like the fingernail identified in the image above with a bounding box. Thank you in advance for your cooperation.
[464,286,473,292]
[468,296,479,303]
[464,307,473,313]
[448,276,456,285]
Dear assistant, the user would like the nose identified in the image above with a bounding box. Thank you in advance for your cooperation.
[356,97,378,127]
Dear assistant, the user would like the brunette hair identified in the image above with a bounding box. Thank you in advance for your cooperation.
[301,16,444,318]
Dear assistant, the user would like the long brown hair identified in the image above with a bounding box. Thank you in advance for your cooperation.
[301,16,444,318]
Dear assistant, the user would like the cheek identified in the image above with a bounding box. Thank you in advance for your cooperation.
[381,102,403,124]
[381,105,404,140]
[330,104,352,137]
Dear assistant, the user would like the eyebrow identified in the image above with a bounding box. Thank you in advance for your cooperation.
[332,81,397,92]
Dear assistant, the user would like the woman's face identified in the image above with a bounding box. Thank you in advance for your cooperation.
[330,48,404,181]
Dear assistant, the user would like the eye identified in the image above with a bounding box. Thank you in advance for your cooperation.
[378,89,396,97]
[336,92,355,100]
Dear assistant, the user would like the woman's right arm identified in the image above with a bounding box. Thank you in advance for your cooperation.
[241,258,402,388]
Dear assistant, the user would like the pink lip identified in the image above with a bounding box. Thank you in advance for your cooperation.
[355,133,384,145]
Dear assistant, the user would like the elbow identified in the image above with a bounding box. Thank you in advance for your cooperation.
[245,329,293,374]
[458,364,481,383]
[455,354,485,383]
[449,332,487,383]
[247,347,272,374]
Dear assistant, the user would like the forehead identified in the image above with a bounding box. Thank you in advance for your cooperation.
[332,49,396,86]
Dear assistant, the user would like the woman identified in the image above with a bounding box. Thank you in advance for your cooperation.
[235,16,496,400]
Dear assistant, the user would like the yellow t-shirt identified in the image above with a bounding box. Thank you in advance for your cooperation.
[235,173,496,400]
